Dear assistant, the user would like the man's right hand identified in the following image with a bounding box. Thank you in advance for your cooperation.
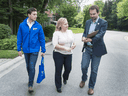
[18,51,22,57]
[82,37,92,43]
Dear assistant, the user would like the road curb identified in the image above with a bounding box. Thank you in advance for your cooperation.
[0,42,52,74]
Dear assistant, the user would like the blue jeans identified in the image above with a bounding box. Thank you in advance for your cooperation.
[53,51,72,89]
[24,52,39,87]
[81,47,101,89]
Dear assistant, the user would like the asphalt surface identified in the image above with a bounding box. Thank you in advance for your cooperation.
[0,30,128,96]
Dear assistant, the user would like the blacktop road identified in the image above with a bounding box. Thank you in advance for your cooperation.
[0,30,128,96]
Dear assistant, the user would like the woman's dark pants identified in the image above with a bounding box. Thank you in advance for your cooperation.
[53,51,72,89]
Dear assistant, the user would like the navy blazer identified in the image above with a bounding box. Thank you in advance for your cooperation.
[82,18,108,57]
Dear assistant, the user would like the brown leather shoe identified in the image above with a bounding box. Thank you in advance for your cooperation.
[88,88,94,95]
[79,81,85,88]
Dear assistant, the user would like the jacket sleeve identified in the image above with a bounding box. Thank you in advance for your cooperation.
[39,27,46,53]
[92,21,108,44]
[82,21,87,37]
[17,24,22,52]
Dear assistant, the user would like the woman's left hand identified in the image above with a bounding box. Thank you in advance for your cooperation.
[71,43,76,49]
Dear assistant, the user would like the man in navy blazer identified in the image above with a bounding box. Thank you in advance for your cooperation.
[79,5,108,95]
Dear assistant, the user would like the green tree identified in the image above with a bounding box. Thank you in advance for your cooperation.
[102,0,113,29]
[82,5,91,28]
[117,0,128,20]
[0,0,66,34]
[94,0,105,19]
[56,2,78,27]
[75,11,84,27]
[109,0,121,29]
[117,0,128,31]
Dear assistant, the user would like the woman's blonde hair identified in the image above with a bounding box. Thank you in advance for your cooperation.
[56,17,67,31]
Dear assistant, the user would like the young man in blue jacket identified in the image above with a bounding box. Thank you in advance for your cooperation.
[17,8,46,93]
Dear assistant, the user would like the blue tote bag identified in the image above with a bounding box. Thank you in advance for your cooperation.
[37,57,45,83]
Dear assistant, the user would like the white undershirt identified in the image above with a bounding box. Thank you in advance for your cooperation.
[27,19,35,29]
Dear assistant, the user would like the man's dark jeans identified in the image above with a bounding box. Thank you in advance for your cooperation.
[24,52,39,87]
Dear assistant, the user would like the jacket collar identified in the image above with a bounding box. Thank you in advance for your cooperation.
[24,17,38,25]
[90,16,99,24]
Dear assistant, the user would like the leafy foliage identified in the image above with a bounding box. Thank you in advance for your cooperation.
[0,35,17,50]
[56,2,78,27]
[45,37,50,42]
[101,0,128,30]
[117,0,128,20]
[82,5,91,28]
[75,11,84,28]
[37,12,49,25]
[44,24,56,38]
[0,0,65,35]
[0,24,12,39]
[94,0,105,19]
[0,0,10,20]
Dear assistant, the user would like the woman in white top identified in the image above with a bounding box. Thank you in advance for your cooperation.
[52,17,76,93]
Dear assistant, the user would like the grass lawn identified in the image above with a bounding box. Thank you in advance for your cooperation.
[68,27,84,34]
[0,50,22,59]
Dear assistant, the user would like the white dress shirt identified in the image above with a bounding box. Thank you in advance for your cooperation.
[87,16,99,46]
[27,19,35,29]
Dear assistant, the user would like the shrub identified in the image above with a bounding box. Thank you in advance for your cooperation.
[0,24,12,39]
[0,40,2,49]
[43,24,55,38]
[75,24,78,28]
[45,37,49,42]
[74,24,82,28]
[78,24,82,28]
[0,35,17,50]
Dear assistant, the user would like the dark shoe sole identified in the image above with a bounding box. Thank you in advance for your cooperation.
[63,80,67,85]
[57,88,62,93]
[88,93,94,95]
[28,90,34,93]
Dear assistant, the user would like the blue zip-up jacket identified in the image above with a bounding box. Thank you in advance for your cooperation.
[17,17,46,53]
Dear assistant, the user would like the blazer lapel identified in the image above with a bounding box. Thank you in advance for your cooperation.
[95,18,101,31]
[86,20,92,35]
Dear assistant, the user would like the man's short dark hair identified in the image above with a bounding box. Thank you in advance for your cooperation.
[27,7,37,15]
[89,5,99,13]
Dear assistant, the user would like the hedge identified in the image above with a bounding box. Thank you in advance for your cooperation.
[0,24,12,39]
[43,24,56,38]
[0,35,17,50]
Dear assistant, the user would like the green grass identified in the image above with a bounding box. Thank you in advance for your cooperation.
[0,50,22,59]
[68,27,84,34]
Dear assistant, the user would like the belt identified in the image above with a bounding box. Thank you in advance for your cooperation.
[87,45,93,48]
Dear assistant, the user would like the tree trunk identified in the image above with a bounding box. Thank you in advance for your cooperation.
[9,0,13,34]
